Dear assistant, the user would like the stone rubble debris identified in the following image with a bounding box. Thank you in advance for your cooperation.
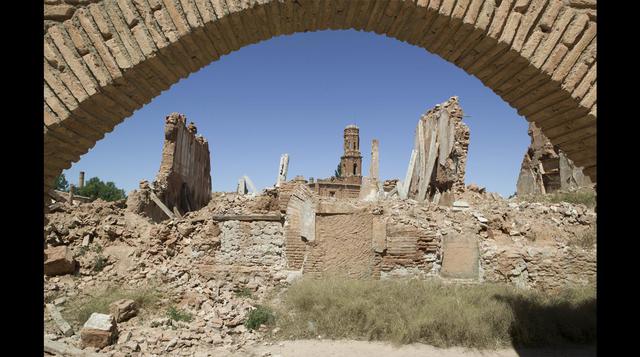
[44,175,596,356]
[46,303,74,337]
[109,299,138,323]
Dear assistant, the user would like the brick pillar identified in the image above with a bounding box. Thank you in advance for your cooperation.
[68,184,75,204]
[370,139,379,180]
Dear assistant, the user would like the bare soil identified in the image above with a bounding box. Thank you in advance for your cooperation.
[245,340,596,357]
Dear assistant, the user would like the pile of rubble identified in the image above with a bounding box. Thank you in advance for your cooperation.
[44,193,292,356]
[44,181,596,355]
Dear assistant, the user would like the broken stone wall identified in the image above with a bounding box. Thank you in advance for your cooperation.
[376,219,442,279]
[283,184,316,270]
[128,113,212,222]
[276,184,595,290]
[309,212,373,278]
[197,220,286,284]
[480,239,596,290]
[402,96,470,205]
[516,122,592,196]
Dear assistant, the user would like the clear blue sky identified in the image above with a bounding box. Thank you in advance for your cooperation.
[62,29,530,198]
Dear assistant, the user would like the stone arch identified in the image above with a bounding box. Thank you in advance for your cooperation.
[43,0,597,195]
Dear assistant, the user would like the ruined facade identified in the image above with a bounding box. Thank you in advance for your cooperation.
[308,125,363,198]
[400,97,470,205]
[517,122,592,196]
[127,113,211,222]
[278,185,595,290]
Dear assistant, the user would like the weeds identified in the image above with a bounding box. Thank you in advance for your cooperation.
[521,188,596,209]
[245,305,275,330]
[166,306,193,322]
[271,278,596,348]
[569,224,597,249]
[77,246,89,257]
[62,284,163,328]
[235,287,253,299]
[92,255,108,272]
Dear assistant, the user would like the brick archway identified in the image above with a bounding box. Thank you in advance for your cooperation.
[44,0,597,195]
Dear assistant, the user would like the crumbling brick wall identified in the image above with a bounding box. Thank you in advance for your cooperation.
[126,113,211,222]
[403,97,470,205]
[310,212,373,278]
[155,113,212,215]
[517,122,592,196]
[309,180,361,199]
[377,220,441,279]
[283,184,316,270]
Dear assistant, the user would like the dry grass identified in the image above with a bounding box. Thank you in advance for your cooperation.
[520,188,596,209]
[271,278,595,348]
[62,283,164,328]
[568,224,597,249]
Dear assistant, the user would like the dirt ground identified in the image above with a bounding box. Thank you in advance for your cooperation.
[242,340,596,357]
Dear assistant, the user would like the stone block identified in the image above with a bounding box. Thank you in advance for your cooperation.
[441,235,479,279]
[46,303,73,337]
[44,4,75,21]
[109,299,138,322]
[44,245,77,276]
[80,313,118,349]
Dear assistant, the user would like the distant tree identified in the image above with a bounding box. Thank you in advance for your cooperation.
[54,174,69,192]
[76,177,126,201]
[334,163,342,178]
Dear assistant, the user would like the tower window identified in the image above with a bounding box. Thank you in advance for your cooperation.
[353,163,358,175]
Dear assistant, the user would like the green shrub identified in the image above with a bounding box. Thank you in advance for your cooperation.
[54,174,69,192]
[166,306,193,322]
[245,305,276,330]
[76,177,126,201]
[235,287,253,299]
[92,255,108,272]
[76,246,89,257]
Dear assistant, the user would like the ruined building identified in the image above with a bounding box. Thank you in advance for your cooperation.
[308,125,363,198]
[516,122,592,196]
[398,96,470,205]
[127,113,212,222]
